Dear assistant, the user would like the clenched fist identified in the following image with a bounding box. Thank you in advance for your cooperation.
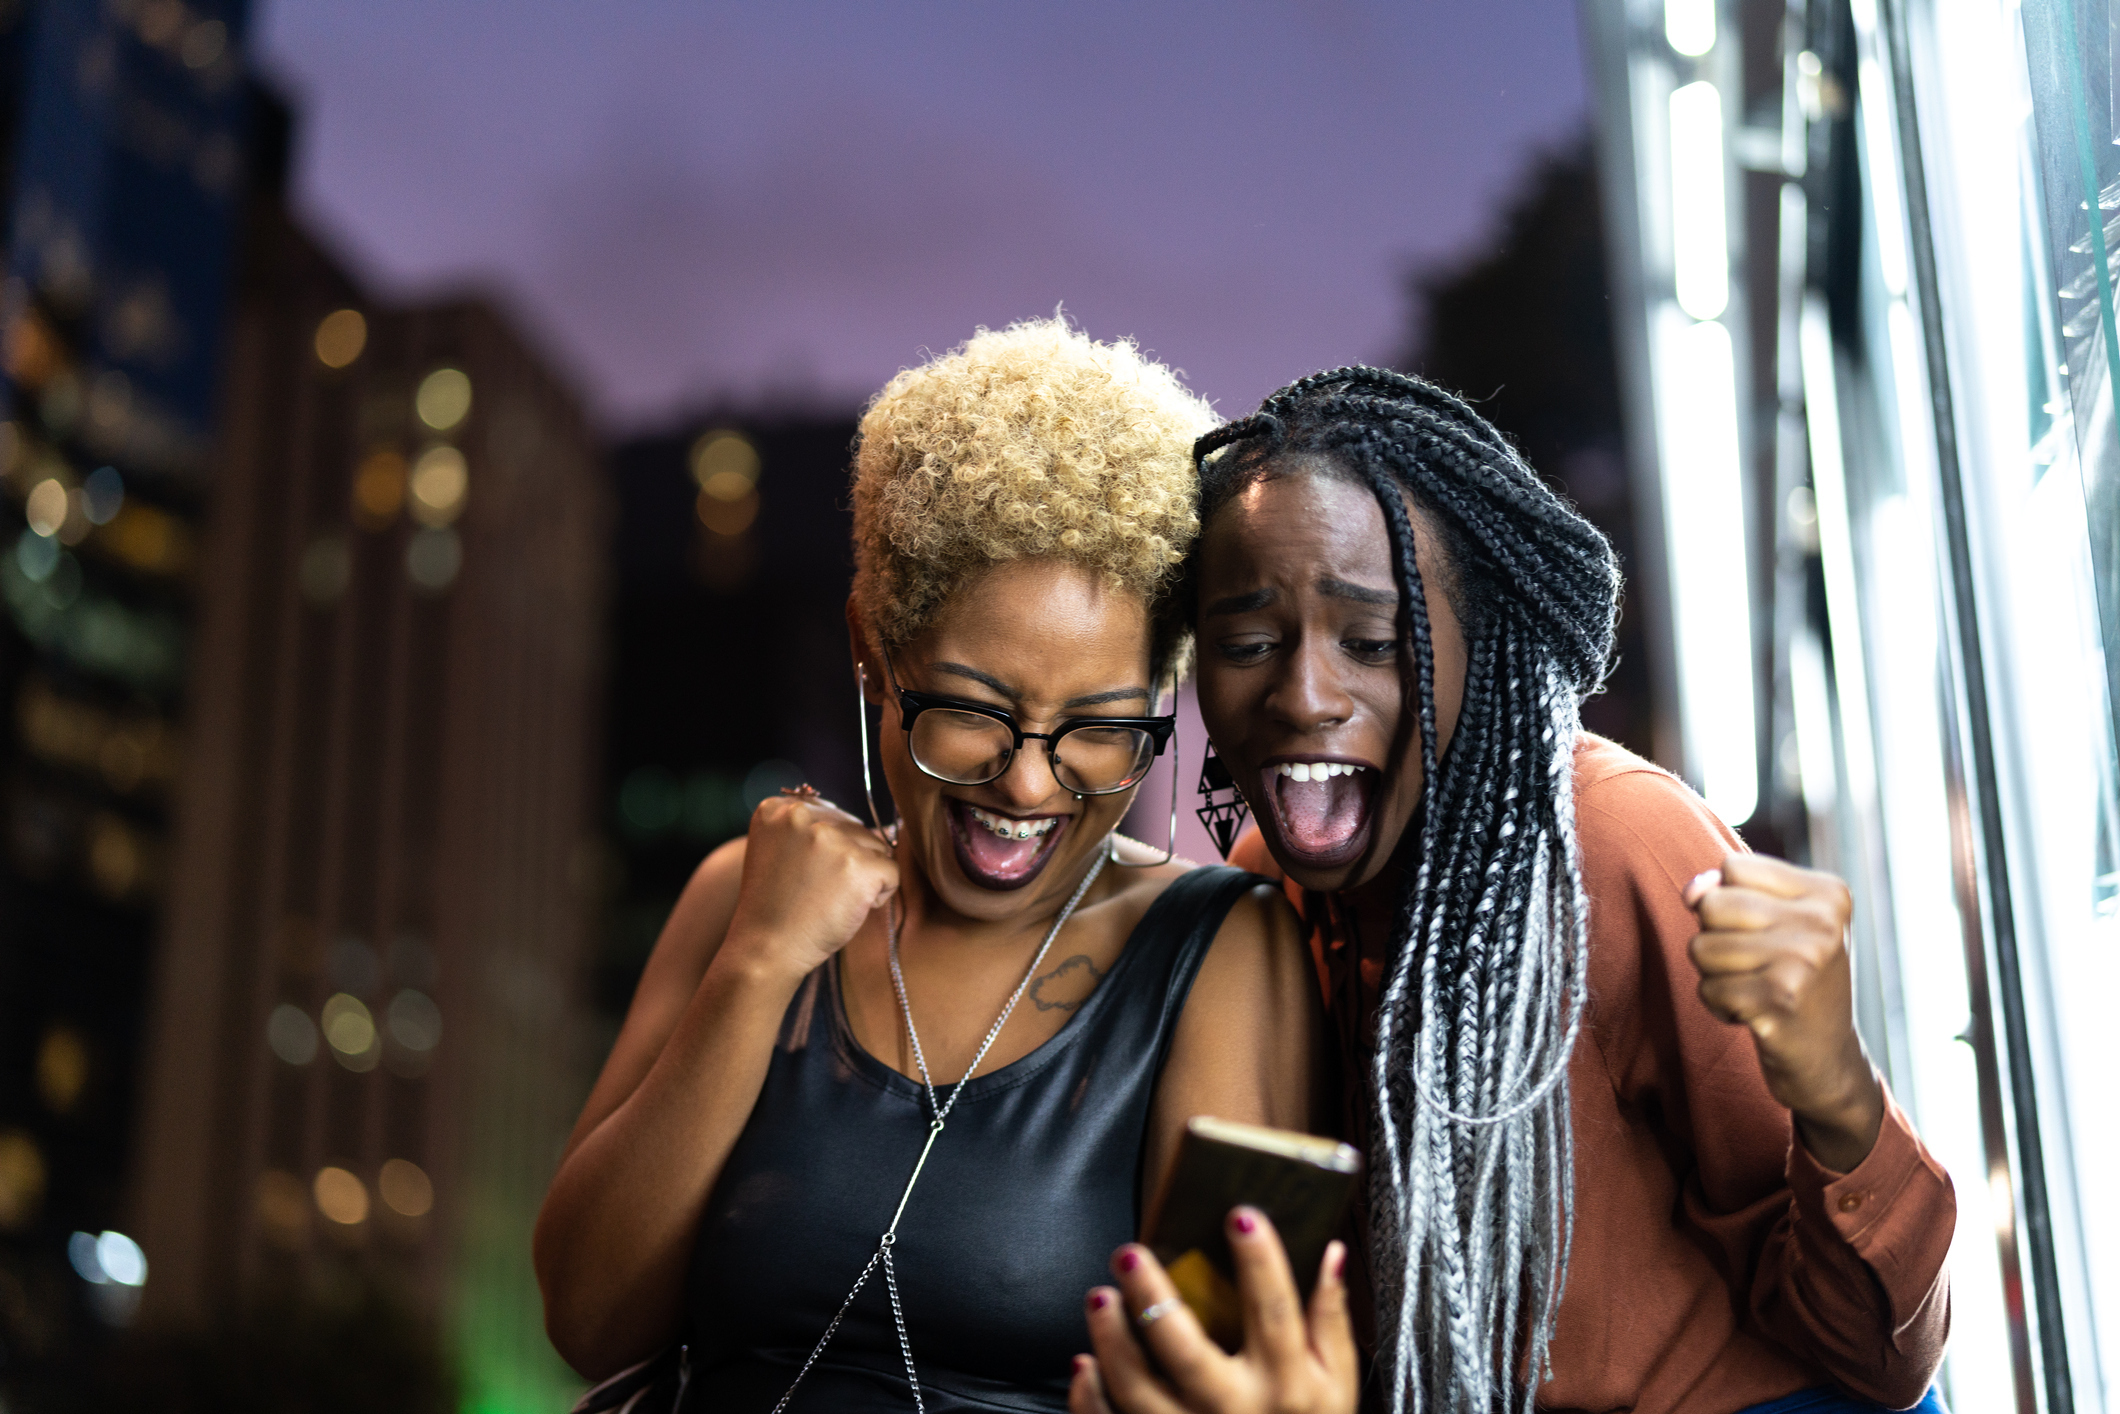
[1686,853,1885,1173]
[720,793,899,983]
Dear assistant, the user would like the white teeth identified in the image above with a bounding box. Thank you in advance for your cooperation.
[967,805,1057,841]
[1275,761,1364,779]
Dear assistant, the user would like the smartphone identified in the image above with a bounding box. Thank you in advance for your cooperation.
[1137,1116,1362,1351]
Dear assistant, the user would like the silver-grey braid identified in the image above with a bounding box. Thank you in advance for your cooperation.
[1193,367,1617,1413]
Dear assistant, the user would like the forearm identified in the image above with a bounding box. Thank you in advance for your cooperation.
[534,940,807,1376]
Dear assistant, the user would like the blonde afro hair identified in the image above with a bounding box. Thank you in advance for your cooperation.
[852,317,1215,686]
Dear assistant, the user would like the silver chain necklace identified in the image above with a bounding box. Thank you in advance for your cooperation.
[768,842,1111,1414]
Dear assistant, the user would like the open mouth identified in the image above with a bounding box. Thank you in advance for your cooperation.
[945,798,1069,892]
[1261,759,1376,869]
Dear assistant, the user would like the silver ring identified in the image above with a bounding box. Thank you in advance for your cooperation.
[1134,1298,1183,1331]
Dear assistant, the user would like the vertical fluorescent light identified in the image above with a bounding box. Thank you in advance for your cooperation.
[1665,0,1717,57]
[1654,309,1758,824]
[1670,80,1730,320]
[1798,300,1878,815]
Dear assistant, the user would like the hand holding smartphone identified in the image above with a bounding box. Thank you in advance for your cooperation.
[1137,1116,1362,1351]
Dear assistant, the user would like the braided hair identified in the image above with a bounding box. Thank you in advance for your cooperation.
[1194,368,1618,1414]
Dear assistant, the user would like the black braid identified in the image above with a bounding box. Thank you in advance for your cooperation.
[1192,367,1618,1414]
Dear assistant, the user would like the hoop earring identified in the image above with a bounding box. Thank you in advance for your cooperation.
[854,663,889,835]
[1196,744,1249,860]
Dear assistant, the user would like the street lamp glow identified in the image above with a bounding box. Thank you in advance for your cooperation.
[1666,0,1717,56]
[1669,80,1730,320]
[1654,310,1757,826]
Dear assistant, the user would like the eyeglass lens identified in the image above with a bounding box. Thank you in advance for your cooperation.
[908,710,1154,794]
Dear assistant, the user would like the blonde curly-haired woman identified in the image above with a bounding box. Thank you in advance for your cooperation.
[534,319,1328,1413]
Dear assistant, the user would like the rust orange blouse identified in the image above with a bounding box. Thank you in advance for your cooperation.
[1230,733,1954,1413]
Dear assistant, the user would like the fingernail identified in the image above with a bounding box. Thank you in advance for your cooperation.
[1328,1241,1347,1280]
[1687,869,1721,901]
[1073,1355,1090,1375]
[1232,1207,1258,1235]
[1088,1290,1111,1311]
[1116,1249,1139,1273]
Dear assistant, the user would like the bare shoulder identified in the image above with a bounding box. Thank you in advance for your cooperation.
[1191,878,1312,999]
[1146,873,1323,1170]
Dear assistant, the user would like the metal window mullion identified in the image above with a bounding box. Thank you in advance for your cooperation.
[1875,4,2074,1412]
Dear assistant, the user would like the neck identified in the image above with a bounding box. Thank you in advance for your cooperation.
[1334,855,1402,956]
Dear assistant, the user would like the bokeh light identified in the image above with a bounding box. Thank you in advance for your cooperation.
[0,1130,46,1230]
[98,1230,146,1285]
[409,445,468,527]
[406,526,461,592]
[267,1003,319,1065]
[695,486,759,537]
[352,448,407,528]
[68,1229,147,1286]
[15,529,56,581]
[25,477,66,536]
[35,1024,88,1113]
[415,367,473,431]
[81,466,123,525]
[98,500,193,577]
[378,1158,433,1218]
[321,993,379,1070]
[313,308,367,369]
[255,1169,310,1249]
[312,1166,369,1225]
[386,989,442,1053]
[181,17,226,69]
[690,429,760,499]
[88,812,145,898]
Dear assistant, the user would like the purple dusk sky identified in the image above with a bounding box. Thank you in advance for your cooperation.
[255,1,1588,432]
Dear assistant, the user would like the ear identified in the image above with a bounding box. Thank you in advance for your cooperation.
[845,595,888,705]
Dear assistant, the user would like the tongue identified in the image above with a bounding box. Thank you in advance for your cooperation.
[961,816,1048,879]
[1277,774,1366,855]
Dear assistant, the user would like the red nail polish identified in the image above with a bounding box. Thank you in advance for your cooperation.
[1117,1249,1140,1273]
[1233,1208,1258,1234]
[1329,1242,1347,1280]
[1089,1290,1110,1311]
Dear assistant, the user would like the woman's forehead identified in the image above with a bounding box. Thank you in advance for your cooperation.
[1206,471,1397,580]
[907,559,1154,697]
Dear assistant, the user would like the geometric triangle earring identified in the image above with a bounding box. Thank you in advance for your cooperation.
[1195,744,1250,860]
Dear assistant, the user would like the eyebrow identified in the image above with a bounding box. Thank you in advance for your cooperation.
[928,663,1151,710]
[1201,580,1398,616]
[1203,588,1276,618]
[1318,577,1399,607]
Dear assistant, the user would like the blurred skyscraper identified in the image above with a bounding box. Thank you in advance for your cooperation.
[596,415,859,1033]
[122,199,608,1414]
[0,7,609,1412]
[0,0,253,1386]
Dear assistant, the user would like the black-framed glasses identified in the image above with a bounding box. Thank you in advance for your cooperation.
[885,655,1174,796]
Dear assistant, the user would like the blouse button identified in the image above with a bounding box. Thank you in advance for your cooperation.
[1838,1192,1865,1213]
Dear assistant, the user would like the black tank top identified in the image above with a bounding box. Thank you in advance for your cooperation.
[683,865,1259,1413]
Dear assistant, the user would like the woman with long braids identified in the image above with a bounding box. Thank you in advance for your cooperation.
[1072,368,1954,1414]
[537,321,1325,1412]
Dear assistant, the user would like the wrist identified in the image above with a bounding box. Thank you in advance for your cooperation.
[709,927,815,992]
[1792,1056,1885,1172]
